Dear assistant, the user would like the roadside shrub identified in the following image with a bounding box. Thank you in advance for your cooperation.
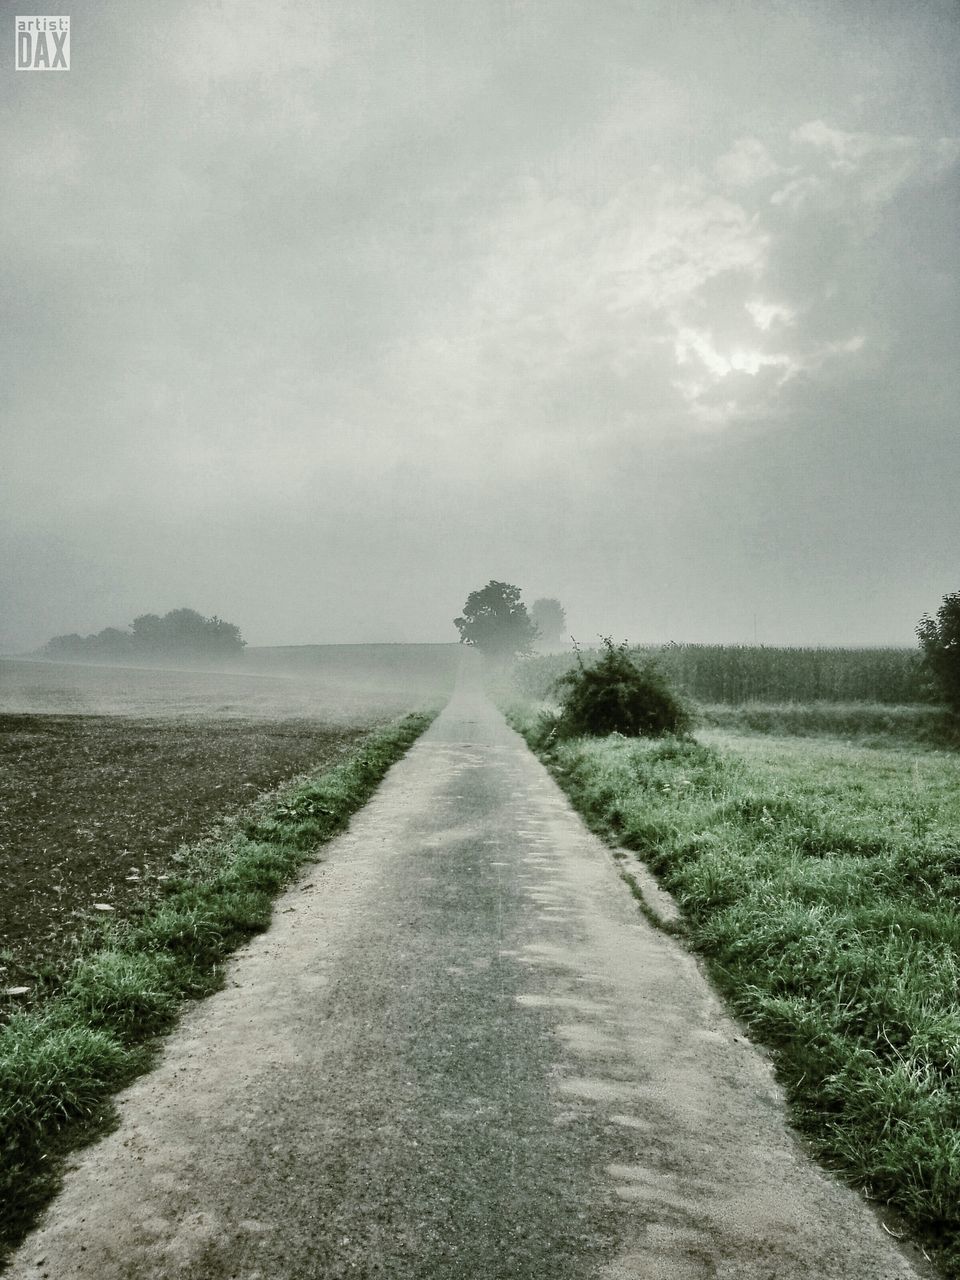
[523,706,564,752]
[553,638,690,739]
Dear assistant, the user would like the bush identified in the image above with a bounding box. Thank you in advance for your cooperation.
[552,638,690,739]
[917,591,960,714]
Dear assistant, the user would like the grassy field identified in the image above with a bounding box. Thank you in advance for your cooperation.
[510,703,960,1276]
[699,702,960,748]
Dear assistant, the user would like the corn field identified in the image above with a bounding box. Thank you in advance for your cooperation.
[514,645,927,706]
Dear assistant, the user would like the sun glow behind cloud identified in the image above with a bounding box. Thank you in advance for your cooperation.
[379,113,933,436]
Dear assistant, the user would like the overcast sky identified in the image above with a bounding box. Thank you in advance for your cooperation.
[2,0,958,651]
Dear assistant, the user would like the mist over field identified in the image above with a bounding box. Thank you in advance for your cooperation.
[1,0,958,651]
[0,646,461,721]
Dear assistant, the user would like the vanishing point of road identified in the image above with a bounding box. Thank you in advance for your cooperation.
[7,678,930,1279]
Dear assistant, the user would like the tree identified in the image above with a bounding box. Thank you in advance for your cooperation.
[91,626,134,658]
[130,613,164,654]
[454,580,538,659]
[530,598,567,650]
[206,615,246,657]
[161,607,210,652]
[917,591,960,713]
[43,632,85,658]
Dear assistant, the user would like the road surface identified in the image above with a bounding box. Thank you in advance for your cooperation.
[6,684,929,1279]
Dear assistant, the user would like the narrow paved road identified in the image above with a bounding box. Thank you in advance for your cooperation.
[8,686,928,1279]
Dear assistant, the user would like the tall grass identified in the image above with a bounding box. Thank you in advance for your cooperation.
[700,702,960,748]
[511,706,960,1276]
[515,645,927,706]
[0,711,435,1261]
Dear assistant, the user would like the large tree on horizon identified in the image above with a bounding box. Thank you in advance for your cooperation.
[454,580,538,660]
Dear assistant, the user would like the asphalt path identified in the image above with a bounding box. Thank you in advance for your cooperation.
[7,682,929,1279]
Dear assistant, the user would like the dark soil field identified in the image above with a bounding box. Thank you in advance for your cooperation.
[0,649,456,1005]
[0,713,366,997]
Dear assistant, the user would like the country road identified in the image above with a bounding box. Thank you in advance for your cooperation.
[6,684,930,1280]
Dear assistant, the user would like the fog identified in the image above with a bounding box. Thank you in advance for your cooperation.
[0,647,462,721]
[2,0,958,653]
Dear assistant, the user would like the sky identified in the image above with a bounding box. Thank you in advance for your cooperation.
[1,0,958,651]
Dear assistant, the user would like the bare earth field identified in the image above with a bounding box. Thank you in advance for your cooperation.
[0,651,455,998]
[0,713,366,992]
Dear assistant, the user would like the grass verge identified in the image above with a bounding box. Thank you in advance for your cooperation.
[508,702,960,1278]
[0,710,435,1262]
[699,701,960,749]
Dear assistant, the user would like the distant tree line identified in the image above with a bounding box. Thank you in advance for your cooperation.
[42,608,246,662]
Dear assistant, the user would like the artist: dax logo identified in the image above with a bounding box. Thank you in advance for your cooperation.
[16,16,70,70]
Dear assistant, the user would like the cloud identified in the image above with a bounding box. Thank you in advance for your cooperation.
[745,299,795,331]
[715,137,791,187]
[780,119,960,211]
[670,119,959,423]
[431,112,959,434]
[375,174,776,442]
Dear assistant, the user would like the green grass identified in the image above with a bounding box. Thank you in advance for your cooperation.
[509,703,960,1277]
[0,710,435,1260]
[699,701,960,748]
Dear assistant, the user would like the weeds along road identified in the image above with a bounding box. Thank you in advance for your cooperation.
[7,672,930,1280]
